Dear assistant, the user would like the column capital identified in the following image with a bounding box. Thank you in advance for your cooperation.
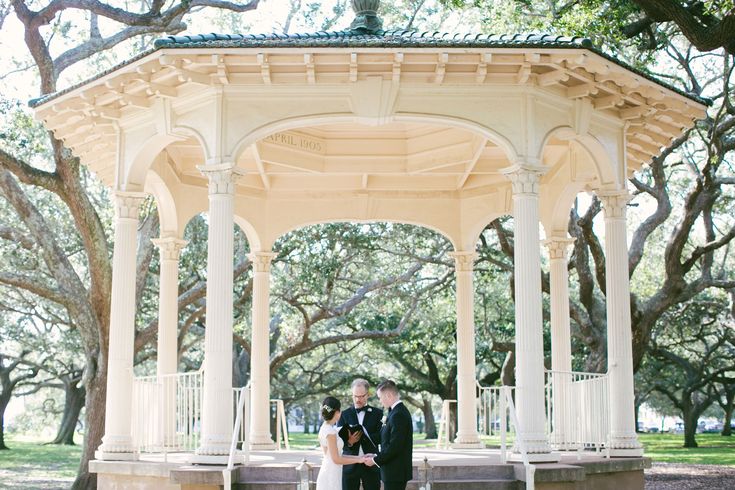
[249,251,277,273]
[598,190,631,220]
[501,163,547,196]
[113,192,147,220]
[449,251,477,272]
[543,237,575,260]
[152,237,188,261]
[197,163,245,196]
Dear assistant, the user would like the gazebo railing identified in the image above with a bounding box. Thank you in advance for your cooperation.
[132,370,203,454]
[435,399,456,449]
[544,370,609,452]
[476,383,515,437]
[230,387,291,451]
[131,371,292,457]
[475,370,610,453]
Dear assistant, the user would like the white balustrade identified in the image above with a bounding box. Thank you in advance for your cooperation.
[476,383,515,437]
[130,372,294,458]
[476,371,610,455]
[231,387,290,451]
[544,370,610,452]
[131,370,203,454]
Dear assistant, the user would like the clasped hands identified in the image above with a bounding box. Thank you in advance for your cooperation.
[361,453,377,466]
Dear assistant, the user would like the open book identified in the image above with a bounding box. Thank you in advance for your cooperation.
[338,423,377,450]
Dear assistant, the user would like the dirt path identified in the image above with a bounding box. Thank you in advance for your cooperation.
[0,467,73,490]
[645,463,735,489]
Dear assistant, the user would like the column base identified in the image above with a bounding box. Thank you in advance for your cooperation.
[189,453,231,465]
[450,441,485,449]
[507,451,560,463]
[250,441,277,450]
[94,450,138,461]
[609,447,644,457]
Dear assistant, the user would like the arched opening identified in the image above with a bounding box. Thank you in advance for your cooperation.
[260,221,465,441]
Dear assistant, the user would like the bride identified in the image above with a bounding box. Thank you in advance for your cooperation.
[316,396,367,489]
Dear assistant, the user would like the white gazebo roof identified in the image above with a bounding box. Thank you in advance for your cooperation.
[31,8,707,250]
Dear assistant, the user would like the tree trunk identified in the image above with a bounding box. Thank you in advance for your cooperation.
[501,351,515,387]
[0,414,7,450]
[71,355,106,490]
[303,407,311,434]
[448,402,458,442]
[49,382,85,445]
[683,409,700,448]
[0,391,11,450]
[722,401,733,437]
[421,397,437,439]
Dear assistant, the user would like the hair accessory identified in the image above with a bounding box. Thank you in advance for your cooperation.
[322,404,335,413]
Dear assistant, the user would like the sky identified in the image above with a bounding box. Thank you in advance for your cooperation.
[0,0,476,102]
[0,0,355,101]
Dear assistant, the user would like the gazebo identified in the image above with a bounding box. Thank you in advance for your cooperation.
[31,0,706,487]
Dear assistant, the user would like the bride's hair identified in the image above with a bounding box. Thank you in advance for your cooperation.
[320,396,341,421]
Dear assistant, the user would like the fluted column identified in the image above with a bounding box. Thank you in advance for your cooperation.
[96,192,146,461]
[502,164,557,462]
[193,164,240,462]
[599,190,643,457]
[450,251,483,448]
[249,251,277,449]
[544,236,575,450]
[152,236,187,447]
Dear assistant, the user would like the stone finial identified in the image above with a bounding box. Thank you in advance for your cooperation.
[350,0,383,33]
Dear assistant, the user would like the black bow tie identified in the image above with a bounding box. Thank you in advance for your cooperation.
[356,406,367,413]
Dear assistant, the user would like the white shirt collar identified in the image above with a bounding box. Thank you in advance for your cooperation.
[390,400,402,410]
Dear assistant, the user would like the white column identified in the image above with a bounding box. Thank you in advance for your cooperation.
[599,191,643,457]
[152,236,187,447]
[450,251,483,448]
[544,236,574,450]
[193,164,239,462]
[249,251,277,449]
[502,164,557,462]
[96,192,146,461]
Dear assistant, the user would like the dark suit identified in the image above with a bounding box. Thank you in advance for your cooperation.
[338,405,383,490]
[373,401,413,490]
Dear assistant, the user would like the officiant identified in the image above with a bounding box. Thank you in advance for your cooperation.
[337,378,383,490]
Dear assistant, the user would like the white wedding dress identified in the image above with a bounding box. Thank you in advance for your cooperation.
[316,422,343,489]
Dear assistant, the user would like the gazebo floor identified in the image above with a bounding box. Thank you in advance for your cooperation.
[90,447,650,489]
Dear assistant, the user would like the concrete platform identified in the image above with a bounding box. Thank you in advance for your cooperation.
[90,448,651,490]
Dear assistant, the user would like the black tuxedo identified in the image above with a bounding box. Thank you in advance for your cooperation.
[373,401,413,490]
[338,404,383,490]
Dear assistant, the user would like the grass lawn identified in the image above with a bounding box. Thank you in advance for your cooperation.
[0,435,82,489]
[639,433,735,466]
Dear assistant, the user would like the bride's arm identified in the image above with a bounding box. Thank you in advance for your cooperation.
[327,434,365,465]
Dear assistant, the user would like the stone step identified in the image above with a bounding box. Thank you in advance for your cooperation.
[236,480,519,490]
[408,480,520,490]
[238,466,301,482]
[235,482,301,490]
[235,463,520,489]
[429,464,516,480]
[237,463,516,483]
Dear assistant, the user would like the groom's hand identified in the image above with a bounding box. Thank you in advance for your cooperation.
[348,430,362,446]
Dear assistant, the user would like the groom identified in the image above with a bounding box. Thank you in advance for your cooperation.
[365,380,413,490]
[338,379,383,490]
